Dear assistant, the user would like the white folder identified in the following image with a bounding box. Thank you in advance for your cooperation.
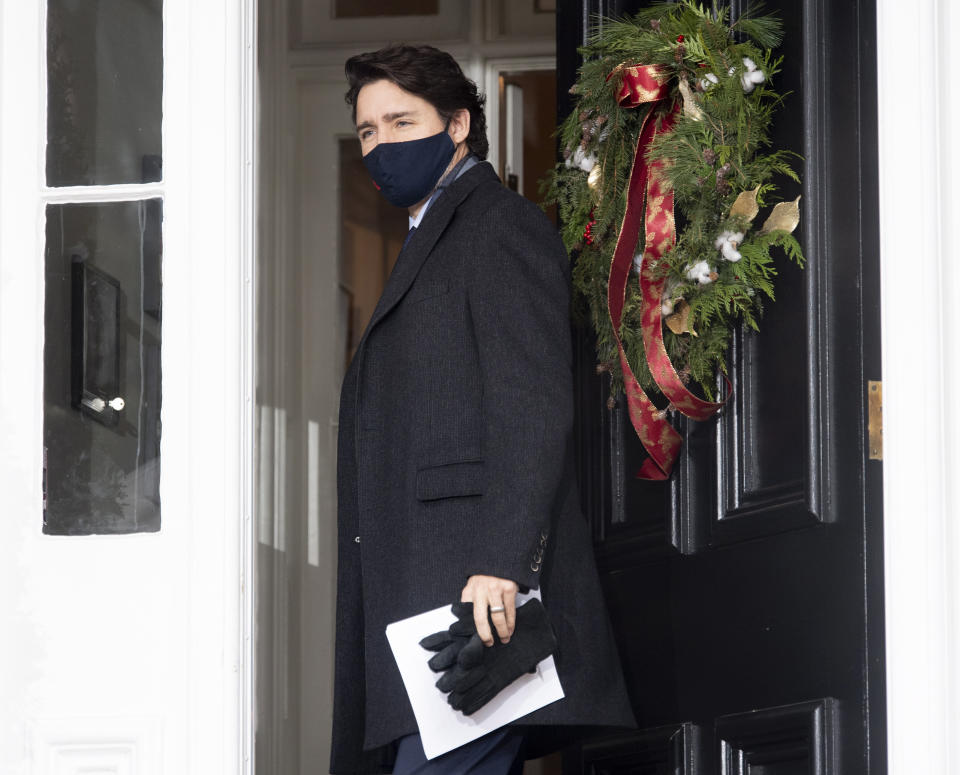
[385,589,565,760]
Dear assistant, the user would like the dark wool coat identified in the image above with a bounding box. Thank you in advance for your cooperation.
[330,161,636,774]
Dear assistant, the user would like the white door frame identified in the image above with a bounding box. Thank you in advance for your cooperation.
[483,55,556,185]
[0,0,256,771]
[877,0,960,772]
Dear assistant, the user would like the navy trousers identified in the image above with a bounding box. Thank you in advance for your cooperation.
[392,730,525,775]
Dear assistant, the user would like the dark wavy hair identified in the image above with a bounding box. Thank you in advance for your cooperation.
[344,44,489,160]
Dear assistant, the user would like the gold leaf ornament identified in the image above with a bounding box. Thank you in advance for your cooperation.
[677,79,704,121]
[760,195,801,235]
[665,299,698,337]
[729,186,760,222]
[587,165,602,190]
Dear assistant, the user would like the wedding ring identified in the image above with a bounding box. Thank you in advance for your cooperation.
[489,605,506,614]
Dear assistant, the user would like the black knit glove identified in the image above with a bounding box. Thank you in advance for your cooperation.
[419,602,477,672]
[435,598,557,715]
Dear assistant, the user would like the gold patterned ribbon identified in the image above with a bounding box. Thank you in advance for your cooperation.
[606,65,725,480]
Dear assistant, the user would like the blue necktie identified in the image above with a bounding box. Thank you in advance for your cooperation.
[402,226,417,252]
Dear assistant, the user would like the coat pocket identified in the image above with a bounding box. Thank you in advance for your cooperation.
[416,459,484,501]
[405,279,449,305]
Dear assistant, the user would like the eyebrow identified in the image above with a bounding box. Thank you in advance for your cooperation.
[356,110,417,134]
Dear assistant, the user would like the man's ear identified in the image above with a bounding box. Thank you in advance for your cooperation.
[448,108,471,145]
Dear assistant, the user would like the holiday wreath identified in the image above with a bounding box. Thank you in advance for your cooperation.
[543,1,805,479]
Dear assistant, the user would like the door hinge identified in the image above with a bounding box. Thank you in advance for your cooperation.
[868,381,882,460]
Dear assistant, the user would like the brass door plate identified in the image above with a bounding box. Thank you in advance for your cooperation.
[868,381,882,460]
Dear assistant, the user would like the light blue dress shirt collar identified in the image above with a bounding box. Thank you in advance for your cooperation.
[408,153,479,231]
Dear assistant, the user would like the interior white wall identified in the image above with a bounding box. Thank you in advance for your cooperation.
[877,0,960,771]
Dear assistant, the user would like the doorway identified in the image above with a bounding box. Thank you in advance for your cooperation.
[253,2,557,772]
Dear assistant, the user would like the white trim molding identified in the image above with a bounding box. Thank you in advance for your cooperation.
[878,0,960,771]
[483,55,556,181]
[29,716,162,775]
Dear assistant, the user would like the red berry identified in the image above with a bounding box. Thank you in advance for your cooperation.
[676,34,684,43]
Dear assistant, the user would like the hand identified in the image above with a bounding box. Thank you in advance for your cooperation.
[460,575,518,646]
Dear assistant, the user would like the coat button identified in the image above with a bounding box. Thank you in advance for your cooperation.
[354,536,361,544]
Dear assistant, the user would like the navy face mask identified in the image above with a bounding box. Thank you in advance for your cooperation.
[362,130,456,208]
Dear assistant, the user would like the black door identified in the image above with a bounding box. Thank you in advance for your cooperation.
[557,1,885,772]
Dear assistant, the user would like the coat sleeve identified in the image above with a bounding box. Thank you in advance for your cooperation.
[463,193,575,590]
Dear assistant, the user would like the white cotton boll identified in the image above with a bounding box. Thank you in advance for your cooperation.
[728,66,737,76]
[632,253,644,274]
[721,242,742,262]
[738,58,765,93]
[742,71,765,93]
[716,230,744,262]
[699,72,719,90]
[714,230,743,250]
[685,260,713,285]
[661,278,680,314]
[579,153,597,173]
[742,72,765,92]
[569,147,585,167]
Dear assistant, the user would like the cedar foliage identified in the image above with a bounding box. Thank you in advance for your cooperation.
[542,1,804,401]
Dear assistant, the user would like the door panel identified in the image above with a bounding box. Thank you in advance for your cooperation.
[579,723,700,774]
[558,1,884,773]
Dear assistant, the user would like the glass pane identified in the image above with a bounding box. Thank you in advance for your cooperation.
[47,0,163,186]
[43,200,163,535]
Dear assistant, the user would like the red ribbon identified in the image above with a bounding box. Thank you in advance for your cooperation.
[606,65,725,480]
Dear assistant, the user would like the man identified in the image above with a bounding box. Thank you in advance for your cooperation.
[332,44,635,774]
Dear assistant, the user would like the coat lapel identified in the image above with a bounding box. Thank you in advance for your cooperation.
[360,161,499,345]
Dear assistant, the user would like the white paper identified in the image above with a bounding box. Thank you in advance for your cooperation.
[385,589,565,760]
